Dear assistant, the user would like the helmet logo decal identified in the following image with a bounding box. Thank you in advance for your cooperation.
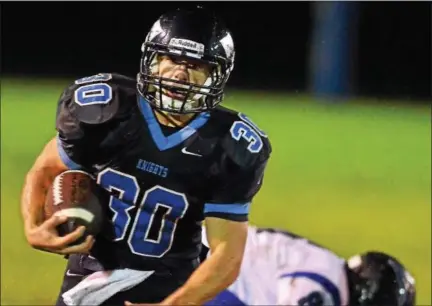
[169,38,205,58]
[145,20,164,44]
[220,33,234,59]
[404,271,415,285]
[348,255,362,269]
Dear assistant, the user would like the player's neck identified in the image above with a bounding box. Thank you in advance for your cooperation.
[154,110,195,128]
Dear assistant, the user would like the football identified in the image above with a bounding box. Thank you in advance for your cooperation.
[45,170,105,246]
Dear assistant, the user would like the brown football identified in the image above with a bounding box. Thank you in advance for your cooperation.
[45,170,104,246]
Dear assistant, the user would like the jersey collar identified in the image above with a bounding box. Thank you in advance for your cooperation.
[138,96,210,151]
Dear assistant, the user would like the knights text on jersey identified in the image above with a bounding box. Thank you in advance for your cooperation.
[55,73,272,270]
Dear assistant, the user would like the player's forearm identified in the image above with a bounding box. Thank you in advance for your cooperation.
[21,138,67,233]
[21,167,56,232]
[163,243,241,305]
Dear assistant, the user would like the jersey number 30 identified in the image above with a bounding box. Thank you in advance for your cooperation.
[97,168,189,258]
[73,74,188,258]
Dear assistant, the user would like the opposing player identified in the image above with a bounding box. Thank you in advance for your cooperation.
[20,7,271,306]
[198,226,416,306]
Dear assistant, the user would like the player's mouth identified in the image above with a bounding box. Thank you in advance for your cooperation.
[162,81,191,100]
[163,88,187,100]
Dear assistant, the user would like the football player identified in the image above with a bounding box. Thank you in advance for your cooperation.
[20,6,271,306]
[197,225,416,306]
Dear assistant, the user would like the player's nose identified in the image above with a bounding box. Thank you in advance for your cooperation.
[173,71,188,82]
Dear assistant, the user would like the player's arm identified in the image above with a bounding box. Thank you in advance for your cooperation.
[164,218,247,305]
[22,137,69,231]
[21,137,92,253]
[161,140,270,305]
[21,78,108,254]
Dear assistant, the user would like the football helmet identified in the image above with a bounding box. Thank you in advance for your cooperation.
[137,6,235,114]
[346,251,416,306]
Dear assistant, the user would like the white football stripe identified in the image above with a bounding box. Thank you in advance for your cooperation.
[54,208,95,223]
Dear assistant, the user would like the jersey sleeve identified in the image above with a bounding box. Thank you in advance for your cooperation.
[204,121,272,222]
[55,73,128,170]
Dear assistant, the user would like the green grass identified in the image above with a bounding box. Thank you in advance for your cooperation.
[1,78,431,305]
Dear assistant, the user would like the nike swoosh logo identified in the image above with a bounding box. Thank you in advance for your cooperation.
[181,147,202,157]
[66,270,84,277]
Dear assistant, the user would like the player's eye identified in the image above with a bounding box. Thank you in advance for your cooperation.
[170,55,207,71]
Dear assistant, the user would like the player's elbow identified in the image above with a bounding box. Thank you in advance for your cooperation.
[25,165,54,190]
[25,142,68,189]
[211,243,244,287]
[23,167,41,190]
[225,262,241,288]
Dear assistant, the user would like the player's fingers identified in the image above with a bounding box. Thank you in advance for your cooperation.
[59,235,94,255]
[44,214,68,228]
[82,235,96,252]
[59,238,93,255]
[54,226,86,247]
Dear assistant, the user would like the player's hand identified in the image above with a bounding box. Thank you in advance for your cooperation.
[25,215,95,255]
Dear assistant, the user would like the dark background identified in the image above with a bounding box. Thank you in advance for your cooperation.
[2,1,431,101]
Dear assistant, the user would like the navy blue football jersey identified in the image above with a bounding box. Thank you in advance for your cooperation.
[55,73,271,271]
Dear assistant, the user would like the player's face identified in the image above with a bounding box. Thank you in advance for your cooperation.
[157,55,211,99]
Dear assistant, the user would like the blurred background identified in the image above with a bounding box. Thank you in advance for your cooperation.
[1,1,431,305]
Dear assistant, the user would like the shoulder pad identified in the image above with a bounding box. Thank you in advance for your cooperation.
[57,73,136,125]
[220,111,272,168]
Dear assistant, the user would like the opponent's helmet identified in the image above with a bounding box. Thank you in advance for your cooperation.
[346,251,416,306]
[137,6,235,114]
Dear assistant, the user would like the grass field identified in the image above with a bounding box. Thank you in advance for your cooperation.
[1,78,431,305]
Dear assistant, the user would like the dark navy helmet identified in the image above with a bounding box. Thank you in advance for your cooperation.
[346,251,416,306]
[137,6,235,114]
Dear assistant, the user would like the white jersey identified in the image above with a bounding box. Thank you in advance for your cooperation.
[202,226,349,306]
